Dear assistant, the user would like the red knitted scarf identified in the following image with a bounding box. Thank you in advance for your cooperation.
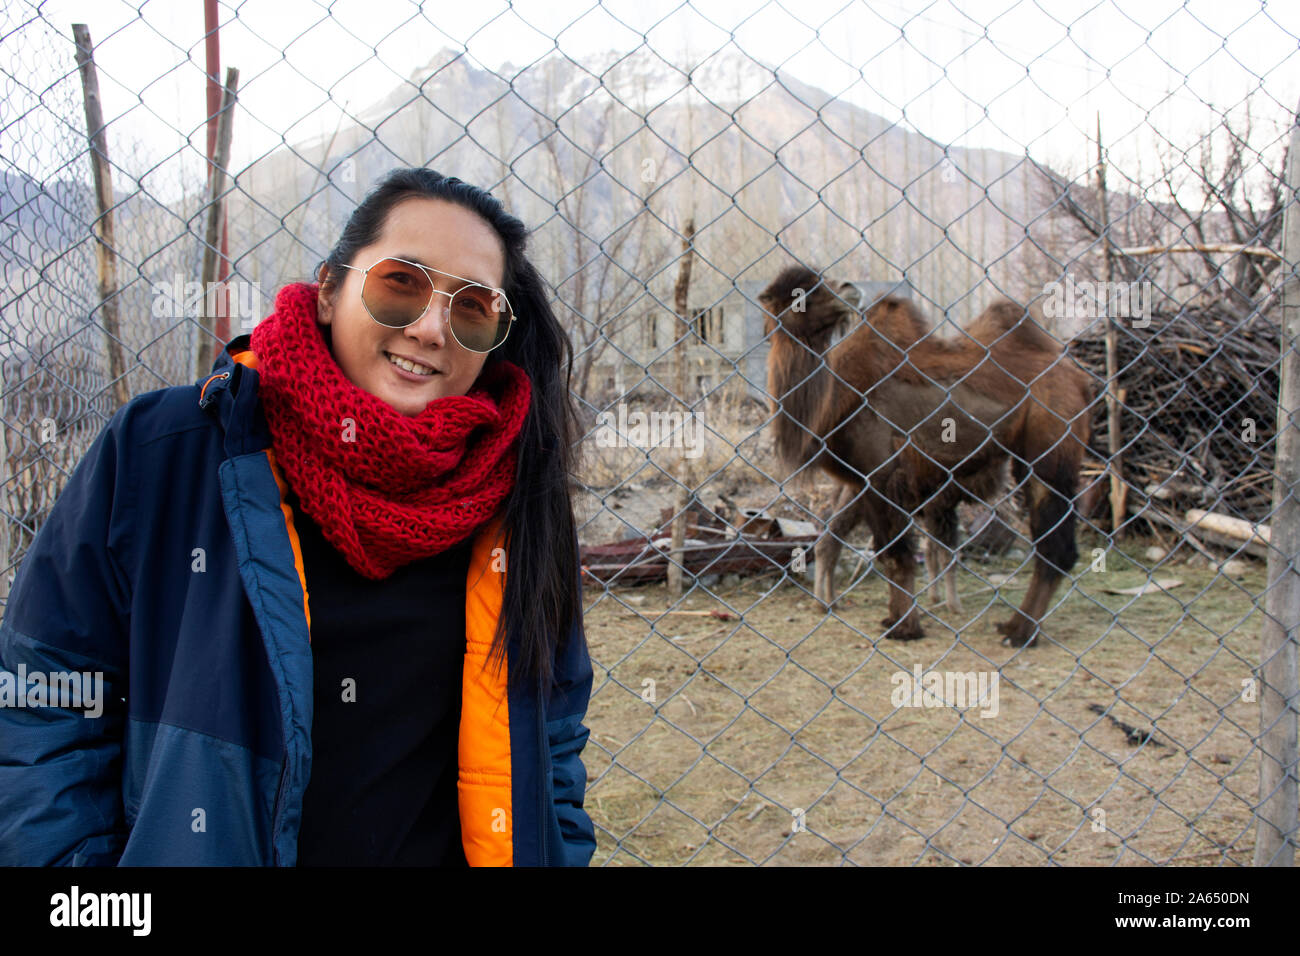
[248,282,531,580]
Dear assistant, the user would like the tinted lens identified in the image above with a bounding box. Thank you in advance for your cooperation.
[362,258,433,328]
[450,285,512,352]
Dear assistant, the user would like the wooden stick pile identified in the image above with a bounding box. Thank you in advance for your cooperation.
[1071,307,1280,527]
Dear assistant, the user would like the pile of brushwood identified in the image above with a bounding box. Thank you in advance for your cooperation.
[1071,305,1279,531]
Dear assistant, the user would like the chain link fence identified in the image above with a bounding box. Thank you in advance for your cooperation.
[2,0,1298,865]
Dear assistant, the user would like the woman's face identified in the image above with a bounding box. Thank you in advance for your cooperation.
[316,197,505,415]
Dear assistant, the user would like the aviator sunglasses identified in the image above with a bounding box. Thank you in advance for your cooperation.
[338,257,515,353]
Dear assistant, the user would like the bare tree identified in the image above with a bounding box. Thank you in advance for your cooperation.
[532,96,670,406]
[1031,99,1291,321]
[1154,102,1287,317]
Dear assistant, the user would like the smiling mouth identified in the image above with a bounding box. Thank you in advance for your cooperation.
[385,351,440,376]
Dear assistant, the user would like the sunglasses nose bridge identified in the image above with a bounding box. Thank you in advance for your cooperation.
[409,293,452,336]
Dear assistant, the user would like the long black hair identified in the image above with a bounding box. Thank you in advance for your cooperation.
[317,167,581,693]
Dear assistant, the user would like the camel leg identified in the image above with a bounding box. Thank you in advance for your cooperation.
[873,502,924,640]
[814,484,864,608]
[924,519,944,606]
[999,471,1078,647]
[998,563,1057,648]
[814,533,842,608]
[926,506,963,613]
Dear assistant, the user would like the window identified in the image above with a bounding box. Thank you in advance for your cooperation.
[694,306,725,345]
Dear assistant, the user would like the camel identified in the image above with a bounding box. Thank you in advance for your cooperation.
[761,265,1095,646]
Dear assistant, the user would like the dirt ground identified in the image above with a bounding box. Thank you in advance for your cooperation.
[577,530,1268,866]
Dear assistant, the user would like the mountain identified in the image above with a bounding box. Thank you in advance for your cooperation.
[228,45,1053,327]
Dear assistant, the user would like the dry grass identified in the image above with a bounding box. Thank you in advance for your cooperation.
[578,534,1267,866]
[575,381,780,513]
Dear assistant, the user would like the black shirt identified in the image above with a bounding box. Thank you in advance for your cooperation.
[289,486,472,866]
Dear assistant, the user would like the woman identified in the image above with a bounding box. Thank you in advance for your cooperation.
[0,168,596,866]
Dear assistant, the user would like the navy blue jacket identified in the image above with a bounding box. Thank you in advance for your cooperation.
[0,335,596,866]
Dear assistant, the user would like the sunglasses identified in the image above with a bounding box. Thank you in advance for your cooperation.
[338,257,515,353]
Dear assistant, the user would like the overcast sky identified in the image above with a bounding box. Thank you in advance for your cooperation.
[14,0,1299,189]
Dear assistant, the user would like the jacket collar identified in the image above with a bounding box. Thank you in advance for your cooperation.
[197,333,275,458]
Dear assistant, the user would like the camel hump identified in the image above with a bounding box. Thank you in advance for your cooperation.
[868,296,932,346]
[965,298,1063,352]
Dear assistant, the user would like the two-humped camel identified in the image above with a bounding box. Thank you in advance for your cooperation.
[760,265,1094,646]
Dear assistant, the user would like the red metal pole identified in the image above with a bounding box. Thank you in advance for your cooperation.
[203,0,230,346]
[204,0,219,167]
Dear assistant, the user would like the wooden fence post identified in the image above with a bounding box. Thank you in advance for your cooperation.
[1255,100,1300,866]
[72,24,129,411]
[667,219,696,599]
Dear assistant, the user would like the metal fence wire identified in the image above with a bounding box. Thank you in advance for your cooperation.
[2,0,1298,865]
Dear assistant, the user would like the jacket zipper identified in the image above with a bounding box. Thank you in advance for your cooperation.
[537,680,550,866]
[270,758,288,865]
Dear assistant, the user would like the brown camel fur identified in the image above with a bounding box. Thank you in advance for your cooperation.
[760,265,1095,646]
